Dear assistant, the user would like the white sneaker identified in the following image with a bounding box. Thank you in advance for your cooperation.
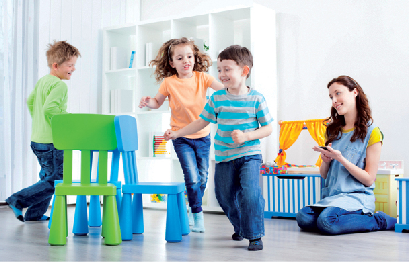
[191,211,205,233]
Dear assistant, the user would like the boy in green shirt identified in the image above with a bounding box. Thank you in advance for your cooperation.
[6,41,80,222]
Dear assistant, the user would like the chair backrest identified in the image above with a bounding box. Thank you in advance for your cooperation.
[114,115,138,152]
[114,115,139,184]
[52,114,117,185]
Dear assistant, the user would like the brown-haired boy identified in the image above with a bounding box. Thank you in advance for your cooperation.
[6,41,80,222]
[164,45,273,250]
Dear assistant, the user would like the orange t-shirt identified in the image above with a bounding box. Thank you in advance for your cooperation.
[159,71,215,139]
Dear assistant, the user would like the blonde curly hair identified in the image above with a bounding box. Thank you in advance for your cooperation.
[150,37,212,82]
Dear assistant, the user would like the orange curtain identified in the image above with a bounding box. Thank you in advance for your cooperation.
[305,119,327,166]
[275,121,304,166]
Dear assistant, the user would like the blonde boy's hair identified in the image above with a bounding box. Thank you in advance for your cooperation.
[46,40,81,68]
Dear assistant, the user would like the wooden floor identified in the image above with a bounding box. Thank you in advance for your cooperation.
[1,204,408,262]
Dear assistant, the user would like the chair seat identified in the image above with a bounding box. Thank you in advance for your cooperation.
[122,182,185,194]
[55,183,117,196]
[54,179,122,189]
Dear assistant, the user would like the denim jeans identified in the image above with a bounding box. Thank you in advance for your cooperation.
[296,206,386,235]
[214,154,265,240]
[172,135,210,213]
[6,142,64,221]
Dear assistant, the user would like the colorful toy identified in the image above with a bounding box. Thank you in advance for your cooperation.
[263,119,327,218]
[150,194,167,203]
[275,119,327,166]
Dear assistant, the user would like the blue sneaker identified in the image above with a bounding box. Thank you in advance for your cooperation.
[248,238,263,251]
[6,202,24,222]
[192,211,205,233]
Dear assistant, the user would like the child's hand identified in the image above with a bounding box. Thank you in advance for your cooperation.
[139,96,151,108]
[164,129,178,141]
[231,130,247,144]
[312,143,341,163]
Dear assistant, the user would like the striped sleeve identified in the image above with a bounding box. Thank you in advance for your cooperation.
[200,96,217,123]
[256,94,273,126]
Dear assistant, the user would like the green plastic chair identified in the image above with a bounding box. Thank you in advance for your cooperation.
[48,114,121,246]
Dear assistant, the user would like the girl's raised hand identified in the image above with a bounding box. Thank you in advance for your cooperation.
[139,96,151,108]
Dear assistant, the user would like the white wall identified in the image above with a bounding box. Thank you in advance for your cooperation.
[141,0,409,176]
[38,0,138,114]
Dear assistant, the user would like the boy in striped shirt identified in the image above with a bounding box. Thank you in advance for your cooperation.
[164,45,273,251]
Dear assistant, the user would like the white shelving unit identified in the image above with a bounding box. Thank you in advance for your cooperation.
[102,4,278,212]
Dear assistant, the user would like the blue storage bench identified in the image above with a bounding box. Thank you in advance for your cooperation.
[263,173,324,218]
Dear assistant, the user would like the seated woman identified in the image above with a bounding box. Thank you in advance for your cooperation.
[296,75,396,235]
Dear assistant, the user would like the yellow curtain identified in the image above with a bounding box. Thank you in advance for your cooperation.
[305,119,327,166]
[275,121,304,166]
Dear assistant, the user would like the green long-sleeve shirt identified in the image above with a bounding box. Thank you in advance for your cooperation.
[27,74,68,143]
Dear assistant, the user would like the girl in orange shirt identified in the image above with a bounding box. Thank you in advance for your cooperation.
[139,37,224,232]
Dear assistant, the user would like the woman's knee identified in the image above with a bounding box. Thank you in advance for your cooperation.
[316,208,342,235]
[296,207,316,229]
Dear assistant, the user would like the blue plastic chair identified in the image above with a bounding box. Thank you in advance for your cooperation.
[115,115,189,242]
[48,151,122,234]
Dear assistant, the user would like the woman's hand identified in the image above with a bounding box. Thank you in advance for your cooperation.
[312,143,342,163]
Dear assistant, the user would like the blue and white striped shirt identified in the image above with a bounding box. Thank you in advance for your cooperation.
[200,87,273,163]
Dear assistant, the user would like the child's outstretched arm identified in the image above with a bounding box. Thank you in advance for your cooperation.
[164,118,209,140]
[209,79,224,91]
[231,124,273,144]
[139,92,166,109]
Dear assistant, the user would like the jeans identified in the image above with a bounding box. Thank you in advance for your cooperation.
[6,142,64,221]
[296,206,386,235]
[214,154,264,240]
[172,135,210,213]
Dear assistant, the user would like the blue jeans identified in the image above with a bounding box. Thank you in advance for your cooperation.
[6,142,64,221]
[214,154,265,240]
[296,206,386,235]
[172,135,210,213]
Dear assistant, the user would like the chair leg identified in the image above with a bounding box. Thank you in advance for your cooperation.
[48,194,56,229]
[73,195,89,236]
[48,195,67,246]
[101,196,107,238]
[177,191,190,236]
[49,180,63,229]
[120,193,133,240]
[132,193,144,234]
[116,187,122,213]
[89,195,102,227]
[395,224,408,233]
[165,194,182,242]
[103,195,122,246]
[65,198,68,237]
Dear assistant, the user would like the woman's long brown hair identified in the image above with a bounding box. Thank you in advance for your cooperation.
[150,37,212,82]
[325,75,373,145]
